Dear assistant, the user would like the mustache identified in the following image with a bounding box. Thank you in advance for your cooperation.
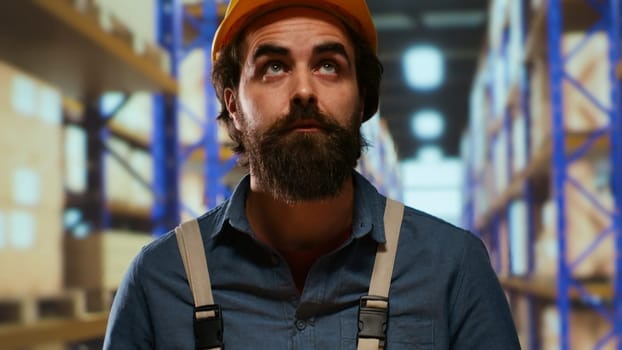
[270,103,342,136]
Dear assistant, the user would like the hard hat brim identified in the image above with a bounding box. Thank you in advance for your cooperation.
[211,0,377,62]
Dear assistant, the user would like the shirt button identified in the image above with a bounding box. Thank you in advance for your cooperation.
[295,319,307,331]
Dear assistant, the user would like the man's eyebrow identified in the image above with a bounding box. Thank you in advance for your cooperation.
[252,44,289,62]
[313,42,350,64]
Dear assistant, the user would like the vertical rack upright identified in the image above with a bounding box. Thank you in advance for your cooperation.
[154,0,182,236]
[545,0,622,348]
[155,0,237,232]
[199,0,238,209]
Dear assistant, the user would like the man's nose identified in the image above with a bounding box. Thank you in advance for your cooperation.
[291,69,317,106]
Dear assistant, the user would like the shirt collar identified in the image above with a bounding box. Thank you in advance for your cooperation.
[211,174,253,239]
[212,171,386,243]
[351,171,386,243]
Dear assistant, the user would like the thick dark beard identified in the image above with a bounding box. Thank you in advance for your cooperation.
[241,102,366,203]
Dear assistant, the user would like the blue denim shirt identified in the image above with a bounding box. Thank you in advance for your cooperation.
[104,172,520,349]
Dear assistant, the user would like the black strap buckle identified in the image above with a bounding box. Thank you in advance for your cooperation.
[194,304,224,350]
[357,295,389,346]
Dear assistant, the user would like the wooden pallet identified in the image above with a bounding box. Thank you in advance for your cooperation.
[83,288,117,314]
[0,290,86,325]
[0,288,116,326]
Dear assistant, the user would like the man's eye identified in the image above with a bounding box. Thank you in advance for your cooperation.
[318,61,337,74]
[265,62,285,75]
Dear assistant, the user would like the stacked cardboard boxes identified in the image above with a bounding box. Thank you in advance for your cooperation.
[529,32,610,154]
[512,299,618,350]
[72,0,170,73]
[534,156,615,279]
[65,229,153,291]
[541,306,615,350]
[0,61,64,297]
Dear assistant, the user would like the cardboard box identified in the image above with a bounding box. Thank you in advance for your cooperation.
[94,0,155,42]
[179,49,207,146]
[530,32,611,153]
[128,149,154,211]
[535,157,615,279]
[541,306,616,350]
[563,32,610,131]
[0,60,62,124]
[0,61,63,208]
[65,230,153,290]
[104,136,132,204]
[529,58,549,153]
[498,219,511,276]
[0,205,63,298]
[64,125,88,193]
[180,166,207,222]
[0,149,63,210]
[0,62,63,160]
[107,92,153,144]
[104,138,156,212]
[511,296,532,350]
[104,138,155,211]
[0,113,63,163]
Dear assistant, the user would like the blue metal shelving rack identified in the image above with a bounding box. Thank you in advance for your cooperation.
[546,0,622,348]
[518,3,538,346]
[468,0,622,349]
[154,0,236,237]
[196,0,238,210]
[153,0,182,236]
[70,0,186,238]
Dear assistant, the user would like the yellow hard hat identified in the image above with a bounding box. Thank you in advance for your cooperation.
[211,0,377,62]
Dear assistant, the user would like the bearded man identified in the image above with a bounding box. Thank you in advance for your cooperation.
[104,1,520,349]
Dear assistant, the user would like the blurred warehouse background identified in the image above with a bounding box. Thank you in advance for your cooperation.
[0,0,621,349]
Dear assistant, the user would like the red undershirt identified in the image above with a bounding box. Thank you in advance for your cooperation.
[255,227,351,294]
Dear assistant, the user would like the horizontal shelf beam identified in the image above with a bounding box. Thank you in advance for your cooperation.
[109,125,151,151]
[0,313,108,348]
[501,276,613,302]
[108,202,152,222]
[183,3,227,19]
[0,1,177,98]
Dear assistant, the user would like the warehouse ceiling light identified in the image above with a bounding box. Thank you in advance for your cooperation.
[422,10,486,29]
[411,109,444,140]
[403,45,444,90]
[417,145,444,162]
[373,13,416,31]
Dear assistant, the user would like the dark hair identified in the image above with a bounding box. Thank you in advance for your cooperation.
[211,23,384,156]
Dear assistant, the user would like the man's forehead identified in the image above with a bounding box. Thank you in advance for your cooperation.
[240,6,354,59]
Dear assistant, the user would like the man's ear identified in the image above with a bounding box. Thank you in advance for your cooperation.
[224,88,242,131]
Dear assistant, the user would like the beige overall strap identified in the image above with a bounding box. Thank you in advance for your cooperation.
[357,198,404,350]
[175,220,216,319]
